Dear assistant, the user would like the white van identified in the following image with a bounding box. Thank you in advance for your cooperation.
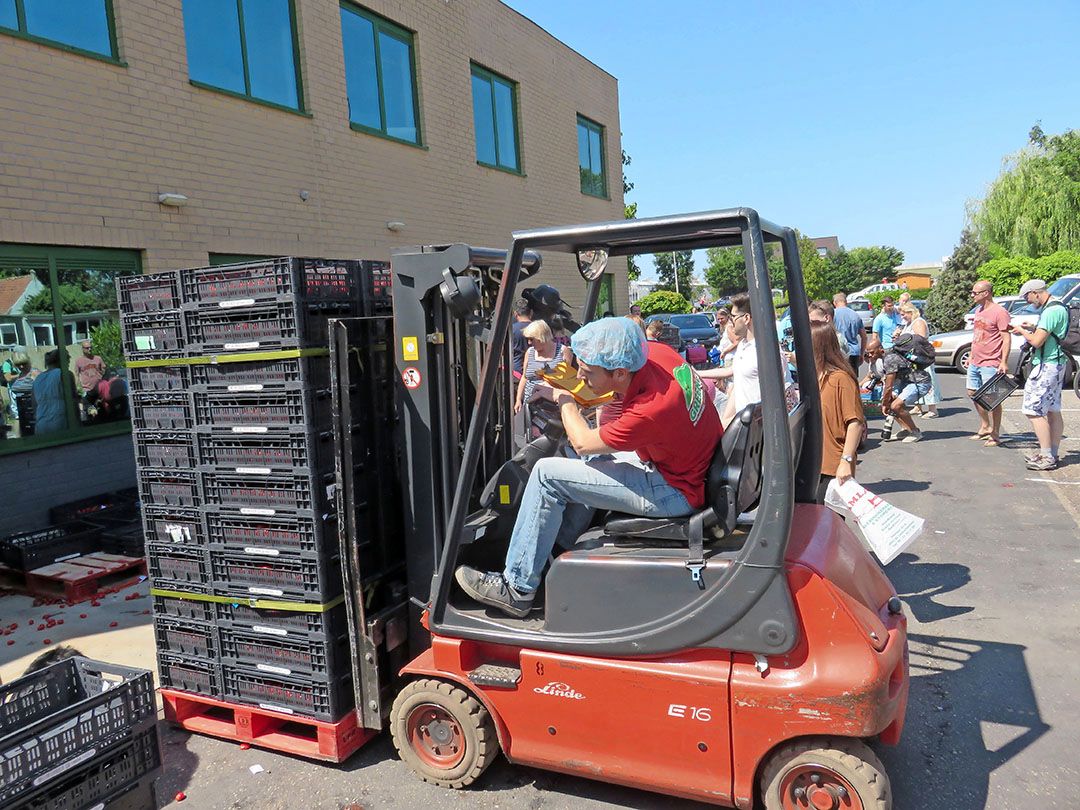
[849,282,900,300]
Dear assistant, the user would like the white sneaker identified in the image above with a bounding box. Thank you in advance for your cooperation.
[902,430,923,443]
[923,411,938,419]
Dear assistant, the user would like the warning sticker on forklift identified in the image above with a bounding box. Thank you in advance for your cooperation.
[402,367,422,389]
[402,336,419,361]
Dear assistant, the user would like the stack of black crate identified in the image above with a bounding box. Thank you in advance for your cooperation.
[120,258,375,722]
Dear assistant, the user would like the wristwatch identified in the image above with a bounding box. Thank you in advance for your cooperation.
[841,454,854,463]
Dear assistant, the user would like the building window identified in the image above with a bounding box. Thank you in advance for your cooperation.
[470,63,520,172]
[340,4,420,145]
[181,0,303,111]
[817,247,828,257]
[577,115,607,198]
[0,0,117,59]
[1,245,140,454]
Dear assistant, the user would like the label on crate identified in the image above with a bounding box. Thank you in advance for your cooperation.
[232,426,268,434]
[235,467,272,476]
[166,524,192,542]
[240,507,277,516]
[252,625,290,637]
[218,298,256,309]
[135,335,157,350]
[32,747,99,786]
[257,663,293,676]
[227,384,264,392]
[259,703,294,715]
[55,552,82,563]
[249,587,285,597]
[225,342,261,351]
[243,547,280,556]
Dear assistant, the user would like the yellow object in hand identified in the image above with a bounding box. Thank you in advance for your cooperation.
[538,362,614,407]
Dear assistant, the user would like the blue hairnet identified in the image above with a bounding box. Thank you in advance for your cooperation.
[571,317,647,371]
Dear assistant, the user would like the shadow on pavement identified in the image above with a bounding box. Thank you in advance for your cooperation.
[885,553,973,622]
[882,632,1050,810]
[863,478,931,495]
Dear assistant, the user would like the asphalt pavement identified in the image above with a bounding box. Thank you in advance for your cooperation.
[145,373,1080,807]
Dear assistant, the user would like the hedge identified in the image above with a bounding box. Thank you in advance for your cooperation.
[637,290,691,316]
[977,251,1080,295]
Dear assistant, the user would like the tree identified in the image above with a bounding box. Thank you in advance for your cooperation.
[702,246,787,297]
[972,125,1080,258]
[654,251,694,296]
[636,290,690,317]
[23,284,98,314]
[925,229,989,331]
[622,149,640,281]
[795,232,828,301]
[89,319,124,371]
[819,245,905,296]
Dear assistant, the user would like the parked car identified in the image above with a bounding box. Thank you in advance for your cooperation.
[848,298,874,331]
[929,328,1076,384]
[646,313,720,349]
[962,296,1026,329]
[850,282,900,300]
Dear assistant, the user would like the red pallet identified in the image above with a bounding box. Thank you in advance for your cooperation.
[25,553,147,603]
[161,688,375,762]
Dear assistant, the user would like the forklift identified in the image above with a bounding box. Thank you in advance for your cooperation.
[330,208,909,809]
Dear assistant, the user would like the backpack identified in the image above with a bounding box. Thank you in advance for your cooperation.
[891,333,935,370]
[1044,300,1080,357]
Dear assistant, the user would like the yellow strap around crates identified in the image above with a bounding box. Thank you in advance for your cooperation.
[126,347,329,369]
[150,588,345,612]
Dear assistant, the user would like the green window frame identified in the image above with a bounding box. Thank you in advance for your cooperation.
[0,0,121,64]
[470,63,521,174]
[577,114,608,198]
[0,244,140,457]
[182,0,306,114]
[340,3,422,147]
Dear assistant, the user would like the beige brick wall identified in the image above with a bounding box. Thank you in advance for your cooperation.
[0,0,627,315]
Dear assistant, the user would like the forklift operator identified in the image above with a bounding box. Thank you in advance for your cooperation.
[456,317,723,617]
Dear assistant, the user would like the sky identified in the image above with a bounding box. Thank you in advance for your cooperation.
[504,0,1080,277]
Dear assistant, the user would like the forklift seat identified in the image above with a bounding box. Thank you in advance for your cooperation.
[601,402,764,545]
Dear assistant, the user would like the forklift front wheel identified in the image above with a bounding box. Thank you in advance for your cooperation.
[759,737,891,810]
[390,678,500,789]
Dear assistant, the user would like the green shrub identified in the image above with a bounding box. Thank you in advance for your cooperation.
[975,251,1080,295]
[89,320,124,371]
[637,290,691,317]
[864,288,930,311]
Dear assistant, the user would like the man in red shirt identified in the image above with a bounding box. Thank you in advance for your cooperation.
[967,280,1012,446]
[456,317,722,617]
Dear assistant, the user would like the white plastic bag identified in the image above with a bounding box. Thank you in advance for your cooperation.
[824,478,924,565]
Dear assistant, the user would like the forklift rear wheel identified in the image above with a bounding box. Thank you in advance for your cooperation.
[390,678,499,789]
[759,737,890,810]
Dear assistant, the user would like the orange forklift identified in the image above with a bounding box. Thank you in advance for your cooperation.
[330,208,908,809]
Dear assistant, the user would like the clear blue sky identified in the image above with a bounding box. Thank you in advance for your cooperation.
[505,0,1080,272]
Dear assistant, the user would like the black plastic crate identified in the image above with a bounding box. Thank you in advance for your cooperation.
[143,507,203,549]
[201,469,333,517]
[117,270,181,313]
[128,363,190,393]
[134,431,195,469]
[205,513,329,556]
[153,594,216,623]
[153,616,219,659]
[181,257,366,307]
[131,391,193,431]
[189,354,332,392]
[219,624,348,679]
[0,657,156,807]
[84,513,145,558]
[48,489,139,525]
[16,725,161,810]
[192,389,331,431]
[0,523,102,572]
[157,652,221,698]
[210,549,343,602]
[147,543,210,587]
[185,300,350,355]
[120,311,185,360]
[221,665,353,722]
[196,431,331,473]
[215,601,346,639]
[137,470,201,509]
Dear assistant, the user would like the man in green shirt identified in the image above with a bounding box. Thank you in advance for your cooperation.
[1013,279,1069,470]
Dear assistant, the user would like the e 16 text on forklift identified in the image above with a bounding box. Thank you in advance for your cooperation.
[331,208,909,809]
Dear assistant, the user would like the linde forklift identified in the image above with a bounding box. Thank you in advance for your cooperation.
[330,208,909,809]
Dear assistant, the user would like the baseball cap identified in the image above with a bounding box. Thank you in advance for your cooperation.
[1018,279,1047,297]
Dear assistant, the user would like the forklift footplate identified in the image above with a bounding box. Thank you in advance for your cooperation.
[467,664,522,688]
[161,688,377,762]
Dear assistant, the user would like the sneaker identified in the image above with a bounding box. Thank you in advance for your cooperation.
[902,430,923,443]
[1026,455,1058,471]
[1024,450,1042,463]
[923,411,939,419]
[454,566,535,618]
[889,429,910,442]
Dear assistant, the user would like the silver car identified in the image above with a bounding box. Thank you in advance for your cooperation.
[848,298,874,331]
[930,327,1076,382]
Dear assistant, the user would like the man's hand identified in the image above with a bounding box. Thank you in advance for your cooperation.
[836,458,854,484]
[552,388,577,408]
[997,361,1009,374]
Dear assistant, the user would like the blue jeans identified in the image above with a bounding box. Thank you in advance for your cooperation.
[503,453,692,593]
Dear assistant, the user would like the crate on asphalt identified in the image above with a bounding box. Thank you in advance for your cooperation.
[201,468,334,518]
[221,664,353,722]
[219,623,349,679]
[153,594,216,623]
[196,430,332,474]
[0,522,102,572]
[128,363,191,393]
[0,657,156,807]
[120,310,185,360]
[131,391,193,431]
[157,651,222,698]
[205,512,330,556]
[180,257,367,308]
[191,389,332,432]
[134,430,196,469]
[137,469,201,509]
[147,542,210,588]
[209,549,343,602]
[117,269,181,313]
[189,354,332,392]
[143,506,204,549]
[215,601,346,640]
[154,616,220,659]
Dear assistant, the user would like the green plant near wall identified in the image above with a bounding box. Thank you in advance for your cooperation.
[864,288,931,311]
[637,290,691,317]
[89,320,124,372]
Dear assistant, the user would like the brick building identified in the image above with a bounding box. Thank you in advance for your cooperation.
[0,0,624,529]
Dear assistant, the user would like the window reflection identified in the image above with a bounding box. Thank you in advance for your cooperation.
[5,0,113,56]
[243,0,299,109]
[472,66,519,171]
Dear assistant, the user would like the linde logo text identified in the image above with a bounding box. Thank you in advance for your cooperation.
[533,682,585,700]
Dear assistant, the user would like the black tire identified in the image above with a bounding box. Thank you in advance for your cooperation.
[390,678,499,789]
[760,737,891,810]
[953,345,971,374]
[1074,358,1080,401]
